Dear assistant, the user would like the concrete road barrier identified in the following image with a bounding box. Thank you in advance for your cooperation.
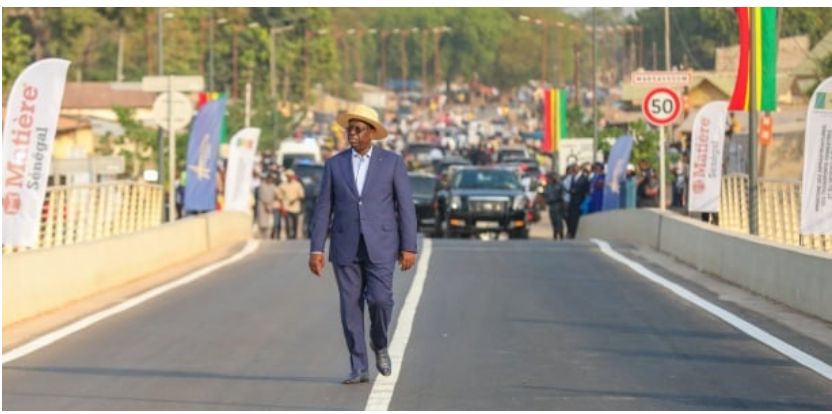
[577,209,832,323]
[2,211,252,329]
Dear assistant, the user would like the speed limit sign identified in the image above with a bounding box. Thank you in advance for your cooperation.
[642,87,682,126]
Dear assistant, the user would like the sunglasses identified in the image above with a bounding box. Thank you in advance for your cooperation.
[346,124,373,135]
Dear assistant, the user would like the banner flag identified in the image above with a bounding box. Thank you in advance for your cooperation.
[602,135,634,212]
[224,127,261,213]
[2,58,71,246]
[542,89,567,153]
[728,7,778,112]
[800,77,832,234]
[184,98,227,212]
[198,91,228,144]
[688,101,729,213]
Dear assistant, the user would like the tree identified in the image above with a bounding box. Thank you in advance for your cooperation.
[628,119,660,178]
[2,19,32,94]
[108,107,160,179]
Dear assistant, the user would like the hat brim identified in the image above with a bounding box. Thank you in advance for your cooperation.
[336,113,388,140]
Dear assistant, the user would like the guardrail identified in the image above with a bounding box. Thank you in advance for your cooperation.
[720,174,831,254]
[2,182,164,254]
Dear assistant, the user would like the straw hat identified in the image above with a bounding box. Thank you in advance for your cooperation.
[285,169,296,177]
[336,104,388,139]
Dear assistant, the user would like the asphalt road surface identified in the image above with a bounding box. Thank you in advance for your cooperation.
[4,229,832,409]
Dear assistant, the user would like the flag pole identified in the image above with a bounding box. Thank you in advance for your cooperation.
[748,8,759,235]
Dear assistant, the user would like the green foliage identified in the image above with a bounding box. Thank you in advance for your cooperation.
[109,107,161,178]
[567,105,592,137]
[3,6,831,175]
[2,19,32,94]
[628,119,660,174]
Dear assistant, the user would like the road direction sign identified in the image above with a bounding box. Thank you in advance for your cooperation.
[151,92,193,132]
[631,71,692,85]
[642,87,682,126]
[141,75,204,92]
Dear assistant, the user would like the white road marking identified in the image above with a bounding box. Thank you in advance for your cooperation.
[365,239,433,411]
[591,238,832,381]
[2,240,261,365]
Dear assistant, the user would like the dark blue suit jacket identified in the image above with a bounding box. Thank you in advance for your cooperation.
[310,147,418,265]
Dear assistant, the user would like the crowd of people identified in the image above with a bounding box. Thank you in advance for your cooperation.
[540,158,663,240]
[251,163,310,240]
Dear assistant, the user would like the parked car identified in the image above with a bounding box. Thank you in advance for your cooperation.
[437,166,529,240]
[432,156,472,183]
[407,172,441,236]
[496,159,546,222]
[495,145,530,163]
[403,142,445,171]
[291,161,325,195]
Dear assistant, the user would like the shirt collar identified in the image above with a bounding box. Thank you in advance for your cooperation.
[352,146,373,159]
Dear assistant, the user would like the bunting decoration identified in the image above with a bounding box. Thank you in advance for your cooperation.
[728,7,778,112]
[543,89,568,153]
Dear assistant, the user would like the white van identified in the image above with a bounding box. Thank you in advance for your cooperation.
[276,138,322,169]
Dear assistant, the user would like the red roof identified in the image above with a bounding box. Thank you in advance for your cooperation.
[61,82,156,109]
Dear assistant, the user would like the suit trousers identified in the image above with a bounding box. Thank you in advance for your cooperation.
[333,235,395,374]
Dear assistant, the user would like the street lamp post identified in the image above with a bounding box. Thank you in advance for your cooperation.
[555,21,565,87]
[571,24,582,106]
[421,28,428,101]
[380,29,388,91]
[269,24,294,100]
[350,29,364,83]
[232,24,240,99]
[432,26,450,90]
[539,19,548,86]
[591,8,598,163]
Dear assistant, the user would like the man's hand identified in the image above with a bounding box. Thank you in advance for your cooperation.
[309,254,325,276]
[399,251,416,272]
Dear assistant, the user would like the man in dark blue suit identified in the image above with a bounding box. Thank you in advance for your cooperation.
[308,104,418,385]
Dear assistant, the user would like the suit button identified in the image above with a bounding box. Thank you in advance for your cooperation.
[359,201,363,205]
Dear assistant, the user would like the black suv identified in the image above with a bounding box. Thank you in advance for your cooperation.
[437,166,529,239]
[408,172,441,236]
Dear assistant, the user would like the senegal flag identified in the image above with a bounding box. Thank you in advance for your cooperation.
[543,89,567,153]
[729,7,778,112]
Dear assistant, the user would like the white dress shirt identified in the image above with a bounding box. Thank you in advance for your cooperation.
[352,146,373,197]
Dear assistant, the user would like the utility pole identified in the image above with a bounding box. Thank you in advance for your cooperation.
[157,8,163,76]
[304,29,311,104]
[573,28,581,106]
[269,26,277,100]
[748,10,759,235]
[664,7,671,70]
[156,7,165,221]
[354,29,364,83]
[591,8,598,163]
[638,26,644,69]
[398,29,408,93]
[421,29,428,99]
[270,25,294,100]
[381,30,388,91]
[652,41,657,70]
[209,9,215,91]
[541,21,548,86]
[232,25,240,99]
[556,22,564,87]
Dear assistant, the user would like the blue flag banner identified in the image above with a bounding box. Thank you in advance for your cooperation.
[184,98,226,212]
[602,135,634,212]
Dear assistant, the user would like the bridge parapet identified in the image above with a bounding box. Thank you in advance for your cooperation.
[2,211,252,329]
[578,209,832,324]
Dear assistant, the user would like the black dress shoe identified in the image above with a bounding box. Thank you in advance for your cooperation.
[342,371,369,384]
[374,348,392,376]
